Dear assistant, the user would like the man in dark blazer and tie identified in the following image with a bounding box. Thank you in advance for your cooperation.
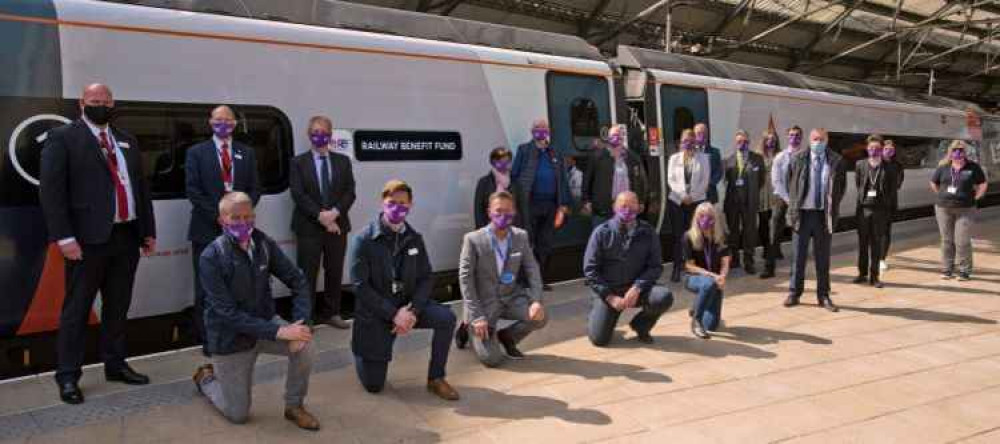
[723,130,766,274]
[185,105,260,345]
[40,83,157,404]
[289,116,356,328]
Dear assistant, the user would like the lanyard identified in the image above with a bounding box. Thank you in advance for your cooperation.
[489,229,511,263]
[951,167,962,187]
[868,165,882,190]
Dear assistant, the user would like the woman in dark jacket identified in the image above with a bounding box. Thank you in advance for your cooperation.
[473,147,523,229]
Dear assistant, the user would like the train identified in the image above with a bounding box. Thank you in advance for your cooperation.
[1,0,997,378]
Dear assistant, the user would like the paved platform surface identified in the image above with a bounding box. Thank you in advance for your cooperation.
[1,207,999,444]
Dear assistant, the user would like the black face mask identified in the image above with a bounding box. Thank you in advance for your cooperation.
[83,105,114,125]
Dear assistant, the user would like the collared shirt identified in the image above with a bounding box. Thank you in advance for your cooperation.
[486,225,511,276]
[802,151,829,211]
[772,148,795,202]
[83,116,136,224]
[213,135,235,192]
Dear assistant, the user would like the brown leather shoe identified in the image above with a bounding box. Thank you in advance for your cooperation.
[426,378,460,401]
[284,406,321,431]
[193,364,214,395]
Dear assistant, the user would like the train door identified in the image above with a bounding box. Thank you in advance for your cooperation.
[657,84,708,233]
[545,72,612,249]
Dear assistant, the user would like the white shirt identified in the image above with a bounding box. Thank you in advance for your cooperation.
[60,117,138,245]
[213,135,234,192]
[487,226,510,276]
[772,148,796,203]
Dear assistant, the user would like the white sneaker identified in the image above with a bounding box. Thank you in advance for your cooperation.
[879,260,889,272]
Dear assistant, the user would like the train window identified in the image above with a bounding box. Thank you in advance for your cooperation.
[673,107,695,143]
[828,132,953,171]
[546,72,612,155]
[570,98,601,151]
[113,103,293,199]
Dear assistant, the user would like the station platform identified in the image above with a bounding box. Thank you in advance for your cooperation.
[1,207,998,444]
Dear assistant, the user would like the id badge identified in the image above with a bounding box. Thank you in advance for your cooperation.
[866,190,877,198]
[392,281,404,295]
[500,271,515,285]
[947,186,958,194]
[735,178,745,187]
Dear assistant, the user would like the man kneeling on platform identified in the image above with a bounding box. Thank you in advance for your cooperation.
[192,192,320,431]
[459,191,547,367]
[584,191,674,346]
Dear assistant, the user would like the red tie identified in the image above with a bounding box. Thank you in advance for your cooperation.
[99,131,129,221]
[220,142,233,189]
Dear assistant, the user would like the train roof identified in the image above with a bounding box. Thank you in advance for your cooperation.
[617,45,983,114]
[98,0,605,61]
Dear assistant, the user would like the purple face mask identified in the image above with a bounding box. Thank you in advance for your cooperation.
[883,147,896,159]
[695,133,707,145]
[532,128,549,142]
[697,215,715,231]
[868,148,883,160]
[788,133,802,148]
[212,121,235,139]
[608,133,622,147]
[681,140,695,151]
[737,140,749,152]
[492,159,511,173]
[310,132,332,148]
[951,149,966,161]
[383,202,410,225]
[224,221,254,243]
[490,212,514,230]
[765,137,777,149]
[615,206,638,223]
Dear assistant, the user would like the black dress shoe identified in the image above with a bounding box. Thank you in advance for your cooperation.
[59,382,84,405]
[455,322,469,349]
[783,294,800,307]
[106,365,150,385]
[819,298,839,312]
[871,279,884,289]
[629,320,654,344]
[497,330,525,359]
[760,268,775,279]
[852,275,867,284]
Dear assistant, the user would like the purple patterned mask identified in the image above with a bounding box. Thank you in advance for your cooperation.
[532,128,549,142]
[383,202,410,225]
[883,146,896,159]
[212,122,235,139]
[490,212,514,230]
[310,132,332,148]
[608,133,622,147]
[615,207,637,224]
[788,133,802,148]
[492,159,511,173]
[695,133,707,145]
[737,140,749,152]
[224,221,254,243]
[681,140,695,151]
[868,148,883,160]
[765,137,777,149]
[697,215,715,231]
[951,149,966,161]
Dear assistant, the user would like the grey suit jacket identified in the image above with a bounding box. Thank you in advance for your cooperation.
[458,226,542,323]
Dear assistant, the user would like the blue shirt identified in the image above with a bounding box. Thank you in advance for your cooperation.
[802,152,829,211]
[532,149,557,203]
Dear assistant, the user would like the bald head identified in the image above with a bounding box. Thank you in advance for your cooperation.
[614,191,639,210]
[532,119,549,130]
[211,105,236,121]
[80,84,113,107]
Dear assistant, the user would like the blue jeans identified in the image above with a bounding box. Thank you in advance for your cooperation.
[685,275,723,331]
[353,302,456,393]
[588,286,674,346]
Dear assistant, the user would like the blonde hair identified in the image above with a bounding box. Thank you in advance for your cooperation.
[939,140,967,166]
[757,128,780,157]
[686,202,725,251]
[219,191,252,216]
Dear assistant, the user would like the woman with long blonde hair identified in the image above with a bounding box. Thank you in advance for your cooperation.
[682,202,731,339]
[930,140,988,280]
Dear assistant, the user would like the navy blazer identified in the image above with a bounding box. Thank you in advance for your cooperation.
[39,120,156,245]
[510,141,573,209]
[349,216,434,361]
[185,139,260,244]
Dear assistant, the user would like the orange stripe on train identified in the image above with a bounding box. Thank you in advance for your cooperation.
[17,244,98,336]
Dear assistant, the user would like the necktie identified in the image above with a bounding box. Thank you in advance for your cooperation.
[319,155,332,207]
[100,131,129,221]
[737,152,745,177]
[220,142,233,190]
[812,155,824,209]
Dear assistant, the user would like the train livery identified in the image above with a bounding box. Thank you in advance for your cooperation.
[0,0,997,377]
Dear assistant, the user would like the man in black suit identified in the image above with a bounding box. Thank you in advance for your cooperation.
[723,130,766,275]
[185,105,260,345]
[289,116,356,328]
[40,83,157,404]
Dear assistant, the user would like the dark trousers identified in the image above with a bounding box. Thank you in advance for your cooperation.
[857,206,889,280]
[725,199,757,265]
[296,231,347,321]
[191,241,210,345]
[56,224,140,384]
[757,210,771,259]
[789,210,832,299]
[353,302,456,393]
[587,286,673,346]
[883,208,896,258]
[686,275,723,331]
[766,201,789,269]
[528,200,557,275]
[668,200,700,276]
